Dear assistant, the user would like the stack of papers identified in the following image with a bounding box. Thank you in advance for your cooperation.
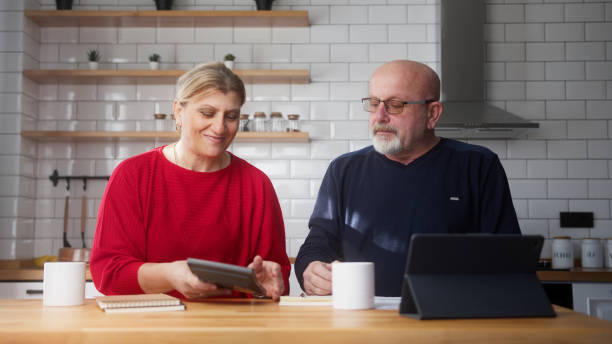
[96,294,186,314]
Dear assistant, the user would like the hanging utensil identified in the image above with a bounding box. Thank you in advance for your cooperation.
[81,195,87,248]
[59,193,90,262]
[62,195,71,248]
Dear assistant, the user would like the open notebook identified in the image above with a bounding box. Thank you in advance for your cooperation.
[96,294,186,314]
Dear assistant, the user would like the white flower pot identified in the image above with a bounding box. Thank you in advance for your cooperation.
[224,60,234,70]
[88,61,98,70]
[149,61,160,70]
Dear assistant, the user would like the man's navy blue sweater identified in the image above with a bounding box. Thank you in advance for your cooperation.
[295,138,520,296]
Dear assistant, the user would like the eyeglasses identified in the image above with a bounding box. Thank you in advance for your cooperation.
[361,97,437,114]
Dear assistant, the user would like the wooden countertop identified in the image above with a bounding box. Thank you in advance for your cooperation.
[2,265,611,282]
[0,299,610,343]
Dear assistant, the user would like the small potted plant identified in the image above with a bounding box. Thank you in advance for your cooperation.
[86,49,101,70]
[254,0,274,10]
[148,53,161,70]
[55,0,73,10]
[223,53,235,70]
[154,0,174,10]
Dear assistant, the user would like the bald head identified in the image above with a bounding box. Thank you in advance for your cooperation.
[371,60,440,101]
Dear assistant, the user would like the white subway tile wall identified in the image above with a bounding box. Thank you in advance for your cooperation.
[0,0,610,266]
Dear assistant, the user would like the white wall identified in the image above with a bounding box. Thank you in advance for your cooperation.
[0,0,610,261]
[483,0,612,257]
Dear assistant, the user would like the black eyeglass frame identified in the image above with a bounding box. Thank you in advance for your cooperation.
[361,97,438,114]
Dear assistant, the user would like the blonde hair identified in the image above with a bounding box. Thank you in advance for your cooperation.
[175,62,246,105]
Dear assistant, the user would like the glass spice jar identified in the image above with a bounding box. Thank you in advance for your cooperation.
[286,114,300,132]
[239,114,250,132]
[252,112,267,132]
[154,113,167,131]
[270,112,284,132]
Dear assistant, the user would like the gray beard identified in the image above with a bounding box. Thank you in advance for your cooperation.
[372,134,403,155]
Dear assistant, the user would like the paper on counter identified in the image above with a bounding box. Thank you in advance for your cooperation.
[374,296,401,310]
[279,295,332,306]
[279,295,401,310]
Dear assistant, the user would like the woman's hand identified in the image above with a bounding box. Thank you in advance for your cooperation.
[248,255,284,301]
[138,260,231,299]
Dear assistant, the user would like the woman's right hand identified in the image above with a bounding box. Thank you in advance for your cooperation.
[166,260,231,299]
[138,260,231,299]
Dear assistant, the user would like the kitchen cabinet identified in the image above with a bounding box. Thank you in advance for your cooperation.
[537,268,612,321]
[572,283,612,321]
[0,281,103,299]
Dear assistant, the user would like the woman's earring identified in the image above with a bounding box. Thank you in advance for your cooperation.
[176,122,182,131]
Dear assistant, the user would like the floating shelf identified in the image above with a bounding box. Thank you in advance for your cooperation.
[24,10,309,27]
[22,69,310,84]
[21,130,309,143]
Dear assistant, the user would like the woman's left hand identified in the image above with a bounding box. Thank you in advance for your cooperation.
[248,255,284,301]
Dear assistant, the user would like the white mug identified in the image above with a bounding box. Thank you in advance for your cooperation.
[43,261,86,306]
[332,262,374,310]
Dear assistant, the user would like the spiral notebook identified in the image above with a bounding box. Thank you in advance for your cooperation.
[96,294,185,314]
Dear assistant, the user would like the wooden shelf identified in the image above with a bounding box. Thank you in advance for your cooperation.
[24,10,309,27]
[21,131,309,143]
[537,268,612,283]
[22,69,309,84]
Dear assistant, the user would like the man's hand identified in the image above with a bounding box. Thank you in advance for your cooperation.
[303,261,333,295]
[248,255,284,301]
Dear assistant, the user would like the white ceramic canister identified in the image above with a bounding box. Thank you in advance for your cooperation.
[604,238,612,268]
[581,238,603,269]
[552,236,574,270]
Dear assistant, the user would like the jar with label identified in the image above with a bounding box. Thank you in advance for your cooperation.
[581,238,603,269]
[252,112,267,132]
[552,236,573,270]
[270,112,284,132]
[239,114,250,132]
[154,113,167,131]
[286,114,300,132]
[604,238,612,268]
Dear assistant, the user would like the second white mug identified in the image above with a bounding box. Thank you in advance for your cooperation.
[332,262,375,310]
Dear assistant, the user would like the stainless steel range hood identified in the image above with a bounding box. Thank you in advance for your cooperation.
[436,0,539,139]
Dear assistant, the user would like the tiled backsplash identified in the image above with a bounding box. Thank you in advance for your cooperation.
[0,0,611,262]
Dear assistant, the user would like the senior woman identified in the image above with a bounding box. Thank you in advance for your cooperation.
[90,62,290,300]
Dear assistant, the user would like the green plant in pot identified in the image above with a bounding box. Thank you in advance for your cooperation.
[254,0,274,10]
[149,53,161,70]
[86,49,101,70]
[224,53,235,70]
[154,0,174,10]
